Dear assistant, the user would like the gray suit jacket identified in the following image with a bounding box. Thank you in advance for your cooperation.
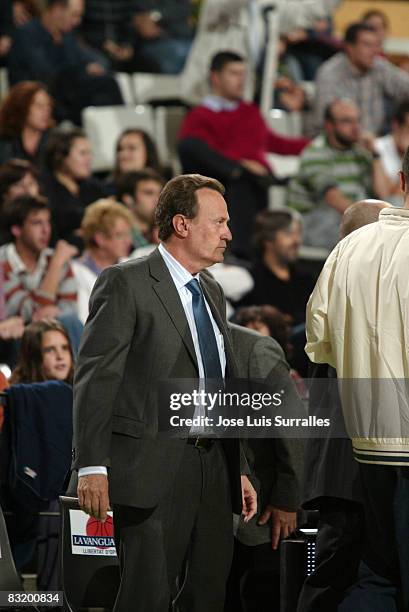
[229,324,304,545]
[72,248,243,511]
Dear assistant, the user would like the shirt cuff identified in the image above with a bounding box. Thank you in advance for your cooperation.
[78,466,108,477]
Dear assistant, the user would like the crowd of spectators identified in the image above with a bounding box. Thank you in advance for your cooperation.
[0,0,409,609]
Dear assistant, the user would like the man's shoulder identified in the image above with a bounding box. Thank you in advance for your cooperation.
[229,323,282,356]
[299,135,328,159]
[107,254,152,280]
[316,52,346,79]
[13,18,43,38]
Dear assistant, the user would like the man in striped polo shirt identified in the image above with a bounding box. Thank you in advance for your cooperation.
[0,196,80,344]
[288,98,389,251]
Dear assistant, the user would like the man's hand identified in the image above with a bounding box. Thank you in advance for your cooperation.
[133,13,163,40]
[358,131,377,155]
[0,36,12,57]
[103,40,134,62]
[32,305,61,321]
[240,159,269,177]
[258,505,297,550]
[52,240,79,267]
[0,316,25,340]
[86,62,106,76]
[78,474,111,522]
[241,475,257,523]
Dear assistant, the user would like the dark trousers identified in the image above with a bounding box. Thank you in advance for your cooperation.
[340,464,409,612]
[113,442,233,612]
[296,498,364,612]
[225,539,280,612]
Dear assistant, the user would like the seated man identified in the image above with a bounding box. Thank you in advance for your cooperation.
[178,51,309,259]
[288,99,389,250]
[115,168,163,249]
[71,199,133,323]
[133,0,194,74]
[313,22,409,135]
[0,195,81,346]
[8,0,123,125]
[375,101,409,206]
[238,208,314,327]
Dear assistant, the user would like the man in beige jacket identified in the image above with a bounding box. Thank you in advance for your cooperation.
[306,149,409,610]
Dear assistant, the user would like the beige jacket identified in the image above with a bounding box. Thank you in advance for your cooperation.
[306,207,409,464]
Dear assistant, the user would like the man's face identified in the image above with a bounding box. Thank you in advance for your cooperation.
[96,218,132,262]
[346,31,379,71]
[211,62,246,101]
[58,0,84,32]
[6,172,39,202]
[184,188,232,269]
[393,113,409,155]
[267,220,302,264]
[326,102,361,147]
[13,209,51,253]
[134,179,162,224]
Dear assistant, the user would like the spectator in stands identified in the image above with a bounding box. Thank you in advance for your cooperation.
[361,9,389,53]
[112,128,162,184]
[275,36,307,113]
[178,51,309,259]
[233,303,307,401]
[116,169,163,249]
[8,0,123,125]
[10,318,74,384]
[0,159,40,244]
[41,129,105,247]
[288,99,389,250]
[375,102,409,206]
[238,209,314,327]
[0,82,54,167]
[8,316,73,591]
[71,199,132,323]
[80,0,142,73]
[314,23,409,135]
[0,196,78,326]
[133,0,194,74]
[285,16,342,82]
[0,159,40,206]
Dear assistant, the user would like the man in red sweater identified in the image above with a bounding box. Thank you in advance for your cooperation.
[178,51,309,259]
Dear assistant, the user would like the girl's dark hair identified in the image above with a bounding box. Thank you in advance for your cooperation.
[234,305,293,359]
[0,159,38,203]
[11,319,74,384]
[114,128,162,180]
[45,128,87,173]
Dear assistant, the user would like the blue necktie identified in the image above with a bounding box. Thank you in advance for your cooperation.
[186,279,223,380]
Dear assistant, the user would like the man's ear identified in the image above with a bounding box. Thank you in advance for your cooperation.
[172,214,190,238]
[93,231,105,248]
[122,194,135,209]
[399,170,406,194]
[10,224,21,240]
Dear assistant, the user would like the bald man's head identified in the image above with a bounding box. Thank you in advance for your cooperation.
[340,199,392,239]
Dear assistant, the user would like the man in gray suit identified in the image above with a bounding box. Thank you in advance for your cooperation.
[72,174,256,612]
[226,323,304,612]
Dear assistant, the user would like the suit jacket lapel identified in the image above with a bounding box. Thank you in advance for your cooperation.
[149,249,198,371]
